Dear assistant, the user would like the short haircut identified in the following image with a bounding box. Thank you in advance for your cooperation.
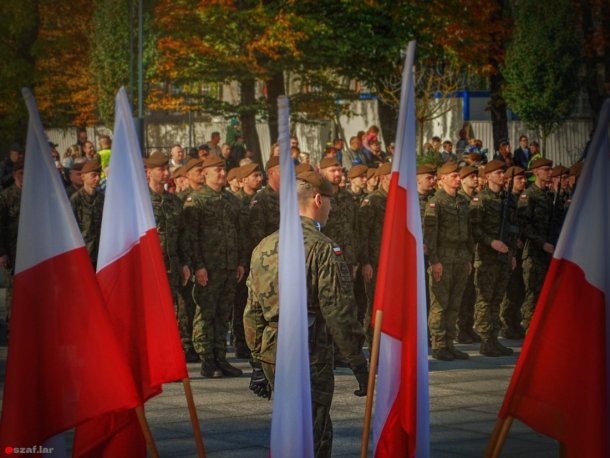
[296,179,317,204]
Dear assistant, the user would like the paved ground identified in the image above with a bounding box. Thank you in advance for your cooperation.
[0,286,559,457]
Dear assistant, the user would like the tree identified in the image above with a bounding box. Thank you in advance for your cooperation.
[502,0,582,153]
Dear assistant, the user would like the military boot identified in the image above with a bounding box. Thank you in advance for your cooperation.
[468,328,482,343]
[479,340,502,357]
[492,338,514,356]
[184,347,201,363]
[201,356,223,378]
[455,329,473,344]
[215,352,243,377]
[448,346,469,360]
[500,327,523,340]
[432,348,454,361]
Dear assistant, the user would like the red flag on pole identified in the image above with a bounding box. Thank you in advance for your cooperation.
[372,42,430,458]
[0,89,139,454]
[497,99,610,457]
[73,88,187,456]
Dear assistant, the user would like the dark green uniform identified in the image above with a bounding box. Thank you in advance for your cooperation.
[456,188,477,340]
[346,188,367,323]
[0,184,21,323]
[244,216,366,458]
[70,188,104,266]
[184,185,246,360]
[249,186,280,252]
[419,190,434,323]
[424,189,473,352]
[518,184,557,329]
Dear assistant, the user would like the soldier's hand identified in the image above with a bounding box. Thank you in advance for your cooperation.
[352,264,358,280]
[543,242,554,254]
[249,362,271,400]
[491,240,509,254]
[352,363,369,397]
[236,265,245,283]
[195,268,208,287]
[362,264,374,283]
[431,263,443,282]
[182,265,191,286]
[0,255,8,268]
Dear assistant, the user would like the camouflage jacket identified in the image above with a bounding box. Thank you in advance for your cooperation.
[322,188,357,266]
[249,186,280,250]
[71,188,104,265]
[0,184,21,267]
[244,216,366,368]
[424,188,473,264]
[518,183,559,259]
[470,187,519,265]
[183,185,246,271]
[358,187,387,267]
[149,188,190,284]
[176,186,195,204]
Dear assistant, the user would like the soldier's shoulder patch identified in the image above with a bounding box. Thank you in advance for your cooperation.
[250,199,258,207]
[429,202,436,208]
[361,199,370,206]
[186,196,193,202]
[472,197,479,203]
[333,246,343,256]
[520,194,528,200]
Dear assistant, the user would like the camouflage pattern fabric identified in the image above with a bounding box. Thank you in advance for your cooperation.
[249,186,280,253]
[70,188,104,266]
[322,188,357,267]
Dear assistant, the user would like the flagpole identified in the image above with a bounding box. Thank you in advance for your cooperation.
[182,378,207,457]
[135,405,159,458]
[484,416,513,458]
[360,309,383,458]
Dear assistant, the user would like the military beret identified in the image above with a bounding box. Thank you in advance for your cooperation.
[348,164,368,179]
[81,160,102,174]
[416,163,436,175]
[172,166,185,179]
[529,158,553,170]
[459,165,478,179]
[12,160,24,172]
[227,167,240,182]
[201,155,226,169]
[375,162,392,177]
[505,166,525,178]
[437,161,459,177]
[297,171,334,197]
[183,158,203,173]
[484,159,506,174]
[238,163,260,180]
[319,157,340,169]
[366,168,377,180]
[144,150,169,168]
[71,160,86,171]
[295,163,314,174]
[266,155,280,170]
[551,165,569,177]
[569,161,584,177]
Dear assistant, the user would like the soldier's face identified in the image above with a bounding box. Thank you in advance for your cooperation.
[148,165,169,186]
[243,171,263,191]
[204,166,226,188]
[322,165,342,185]
[512,175,526,193]
[561,174,569,189]
[187,166,205,185]
[351,175,366,190]
[82,171,100,189]
[442,172,461,190]
[417,173,436,192]
[70,170,83,186]
[461,174,477,190]
[535,166,552,183]
[487,169,505,187]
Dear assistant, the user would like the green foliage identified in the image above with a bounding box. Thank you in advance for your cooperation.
[502,0,582,147]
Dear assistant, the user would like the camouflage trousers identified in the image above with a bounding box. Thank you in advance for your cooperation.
[474,259,511,340]
[521,255,550,329]
[428,262,469,350]
[353,267,367,325]
[263,362,334,458]
[233,269,249,352]
[363,267,378,347]
[192,268,237,358]
[500,254,525,332]
[457,266,476,333]
[177,280,197,351]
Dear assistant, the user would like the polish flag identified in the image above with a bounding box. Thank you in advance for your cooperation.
[270,95,314,458]
[497,99,610,456]
[372,42,430,458]
[73,88,187,456]
[0,89,139,453]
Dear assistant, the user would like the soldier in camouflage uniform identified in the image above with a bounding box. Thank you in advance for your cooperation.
[364,167,378,194]
[549,165,570,233]
[470,160,518,356]
[424,162,473,361]
[500,166,527,339]
[0,161,24,325]
[455,165,482,344]
[184,155,246,378]
[518,158,557,330]
[358,162,392,344]
[232,163,263,358]
[176,158,205,202]
[244,172,368,458]
[145,151,197,362]
[70,160,104,266]
[64,160,85,197]
[227,166,241,194]
[249,156,281,250]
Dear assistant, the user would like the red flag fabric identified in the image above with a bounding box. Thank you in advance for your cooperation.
[372,42,430,458]
[0,89,139,455]
[73,88,187,456]
[498,99,610,457]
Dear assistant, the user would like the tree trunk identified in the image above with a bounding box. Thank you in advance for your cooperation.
[377,98,398,148]
[489,72,509,152]
[240,78,262,166]
[266,71,285,145]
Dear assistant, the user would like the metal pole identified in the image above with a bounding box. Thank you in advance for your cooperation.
[136,0,144,154]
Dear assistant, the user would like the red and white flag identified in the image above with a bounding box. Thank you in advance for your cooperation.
[372,41,430,458]
[73,87,187,456]
[0,89,139,454]
[497,99,610,456]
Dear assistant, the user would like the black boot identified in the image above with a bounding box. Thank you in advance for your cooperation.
[479,340,502,357]
[468,328,482,343]
[184,348,200,363]
[455,329,473,344]
[448,347,469,360]
[492,338,514,356]
[432,348,454,361]
[201,356,223,378]
[215,352,243,377]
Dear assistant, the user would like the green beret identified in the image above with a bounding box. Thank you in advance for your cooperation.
[81,160,102,174]
[484,159,506,174]
[437,161,459,177]
[551,165,569,177]
[366,168,377,180]
[71,160,86,172]
[238,163,260,180]
[184,158,203,173]
[201,155,226,169]
[505,166,524,178]
[227,167,240,182]
[348,164,368,179]
[295,163,314,174]
[144,151,169,168]
[297,171,334,197]
[529,158,553,170]
[319,157,340,169]
[458,165,478,179]
[375,162,392,177]
[416,163,436,175]
[172,166,185,179]
[266,155,280,170]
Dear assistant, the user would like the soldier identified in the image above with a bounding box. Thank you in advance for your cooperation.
[172,166,189,194]
[249,156,280,250]
[424,162,473,361]
[71,160,104,266]
[233,163,263,358]
[364,168,378,194]
[518,158,556,330]
[455,165,482,344]
[184,155,246,378]
[346,165,368,204]
[144,152,197,362]
[227,166,241,194]
[470,160,518,356]
[64,160,85,196]
[0,160,24,325]
[244,171,368,458]
[358,162,391,343]
[549,165,570,233]
[500,166,527,339]
[177,158,204,202]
